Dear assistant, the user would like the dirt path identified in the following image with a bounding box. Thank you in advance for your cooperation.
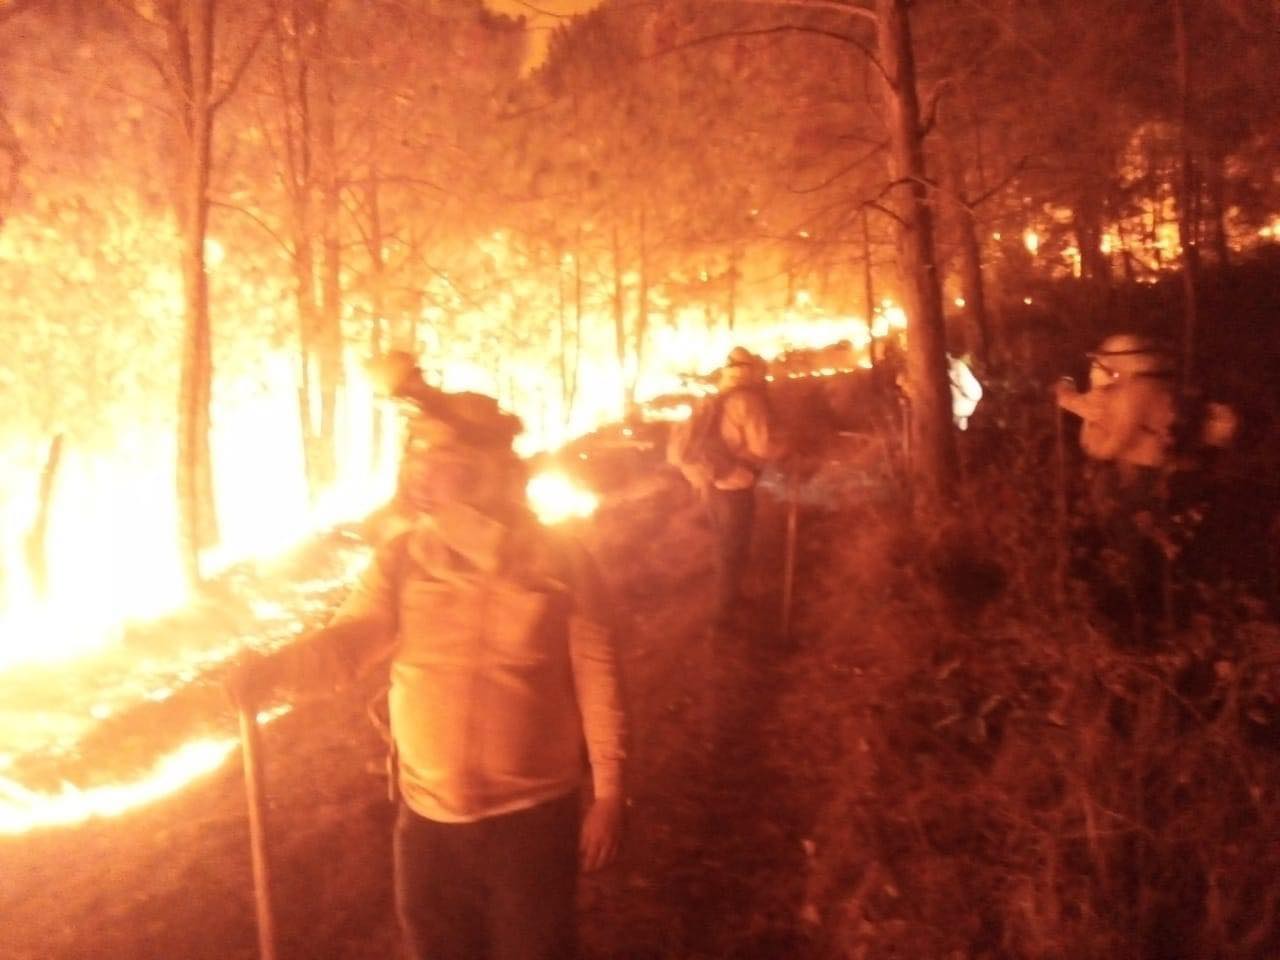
[1,480,825,960]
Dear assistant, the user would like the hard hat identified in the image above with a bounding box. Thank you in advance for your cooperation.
[1087,334,1176,380]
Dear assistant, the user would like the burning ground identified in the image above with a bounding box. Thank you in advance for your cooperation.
[4,380,1280,960]
[0,453,824,960]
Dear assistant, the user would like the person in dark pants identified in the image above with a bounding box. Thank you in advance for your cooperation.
[707,485,756,623]
[232,377,626,960]
[706,347,786,632]
[394,791,582,960]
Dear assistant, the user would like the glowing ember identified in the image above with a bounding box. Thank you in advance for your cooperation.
[527,471,599,525]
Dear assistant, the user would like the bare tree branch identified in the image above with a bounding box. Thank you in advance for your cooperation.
[341,174,449,193]
[956,0,1054,67]
[793,139,889,194]
[648,23,884,82]
[734,0,879,25]
[864,199,905,227]
[966,156,1028,209]
[210,12,272,114]
[210,197,293,255]
[919,76,952,139]
[104,0,184,103]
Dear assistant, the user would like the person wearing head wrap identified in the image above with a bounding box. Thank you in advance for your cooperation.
[232,361,626,960]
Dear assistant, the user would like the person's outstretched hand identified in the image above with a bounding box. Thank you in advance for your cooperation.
[579,794,624,872]
[1053,376,1081,401]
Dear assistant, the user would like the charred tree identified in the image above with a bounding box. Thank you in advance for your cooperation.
[364,169,387,472]
[1206,152,1230,268]
[862,205,877,362]
[1173,0,1200,383]
[569,237,583,422]
[167,0,220,585]
[942,141,989,368]
[610,222,635,417]
[634,206,650,408]
[272,0,342,501]
[875,0,958,502]
[22,434,63,597]
[123,0,263,583]
[314,7,342,491]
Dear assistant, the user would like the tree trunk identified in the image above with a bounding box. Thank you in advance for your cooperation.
[1207,152,1230,268]
[634,207,649,411]
[1173,0,1200,385]
[556,251,569,419]
[1074,177,1110,284]
[569,238,582,423]
[862,205,876,364]
[727,244,739,332]
[365,170,386,473]
[275,2,331,501]
[172,0,220,585]
[292,232,321,499]
[875,0,958,502]
[943,143,989,367]
[23,434,63,597]
[610,224,633,416]
[315,12,342,492]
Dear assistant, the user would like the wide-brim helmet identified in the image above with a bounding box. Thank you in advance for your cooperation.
[1087,333,1177,381]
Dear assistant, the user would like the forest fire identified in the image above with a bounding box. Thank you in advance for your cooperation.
[0,300,899,836]
[0,705,290,836]
[3,0,1278,955]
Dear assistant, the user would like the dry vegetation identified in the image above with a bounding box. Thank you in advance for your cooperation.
[782,400,1280,960]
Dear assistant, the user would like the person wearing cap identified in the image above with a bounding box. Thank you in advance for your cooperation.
[1054,334,1238,640]
[231,374,627,960]
[708,346,787,633]
[1054,333,1181,470]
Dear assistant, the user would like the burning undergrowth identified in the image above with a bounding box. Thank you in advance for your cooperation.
[0,530,366,823]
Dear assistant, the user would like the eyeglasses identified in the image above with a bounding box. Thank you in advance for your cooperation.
[1088,356,1123,382]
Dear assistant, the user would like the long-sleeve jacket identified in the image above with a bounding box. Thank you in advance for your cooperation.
[1057,377,1176,468]
[714,386,786,490]
[263,503,626,824]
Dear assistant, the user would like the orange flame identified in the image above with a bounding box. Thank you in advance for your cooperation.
[0,705,290,835]
[0,266,906,832]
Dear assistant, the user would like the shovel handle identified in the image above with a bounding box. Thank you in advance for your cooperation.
[781,478,800,639]
[238,705,278,960]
